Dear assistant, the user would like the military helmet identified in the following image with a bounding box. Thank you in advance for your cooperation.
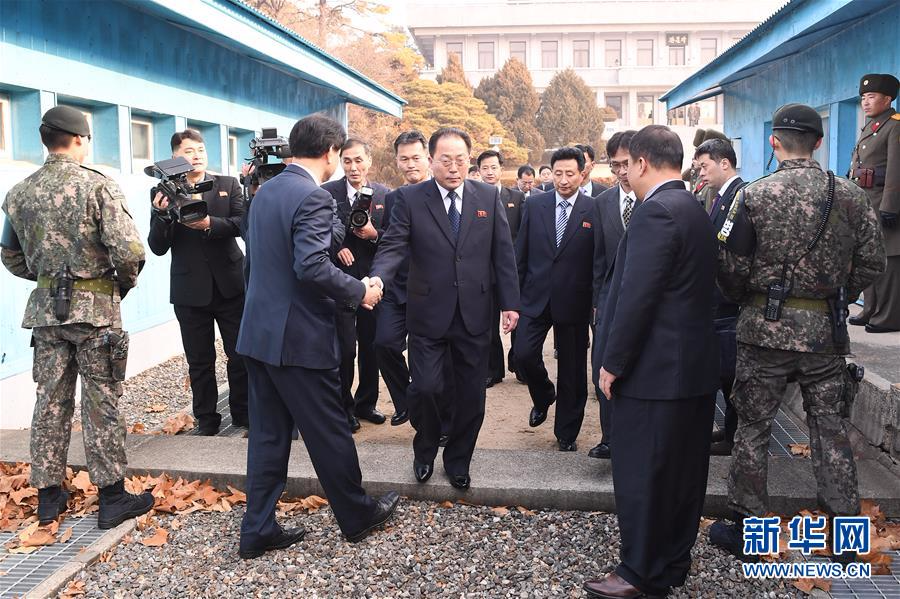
[41,105,91,137]
[859,73,899,100]
[771,103,823,137]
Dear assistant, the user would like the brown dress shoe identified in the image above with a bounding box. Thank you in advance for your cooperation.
[583,572,665,598]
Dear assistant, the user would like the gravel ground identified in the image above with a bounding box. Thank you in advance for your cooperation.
[72,340,229,431]
[74,501,802,598]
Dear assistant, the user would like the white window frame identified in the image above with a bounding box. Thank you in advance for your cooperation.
[637,39,654,67]
[228,134,239,175]
[509,40,527,65]
[0,94,11,159]
[541,40,559,69]
[130,117,153,169]
[573,40,590,68]
[477,41,495,70]
[605,39,622,67]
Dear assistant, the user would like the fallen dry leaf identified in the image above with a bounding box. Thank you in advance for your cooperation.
[788,443,811,458]
[491,506,510,517]
[140,527,169,547]
[5,545,38,554]
[161,413,195,435]
[21,529,57,547]
[59,578,86,597]
[439,501,453,508]
[144,403,167,413]
[128,422,146,434]
[59,527,73,544]
[70,470,95,494]
[516,506,536,516]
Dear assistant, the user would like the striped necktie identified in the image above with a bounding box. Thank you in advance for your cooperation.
[556,199,570,247]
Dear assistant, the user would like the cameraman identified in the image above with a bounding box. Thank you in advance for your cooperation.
[322,139,390,431]
[148,129,248,435]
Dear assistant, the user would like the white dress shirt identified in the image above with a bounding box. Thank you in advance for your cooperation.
[555,191,577,220]
[346,179,360,202]
[436,181,465,214]
[718,175,741,199]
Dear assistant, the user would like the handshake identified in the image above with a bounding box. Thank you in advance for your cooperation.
[360,276,384,310]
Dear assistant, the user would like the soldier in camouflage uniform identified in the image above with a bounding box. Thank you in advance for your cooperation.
[708,104,885,559]
[1,106,154,529]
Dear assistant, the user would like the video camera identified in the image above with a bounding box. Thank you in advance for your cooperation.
[144,157,211,224]
[241,128,291,200]
[349,186,375,229]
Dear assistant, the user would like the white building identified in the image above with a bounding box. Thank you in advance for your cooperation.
[407,0,783,140]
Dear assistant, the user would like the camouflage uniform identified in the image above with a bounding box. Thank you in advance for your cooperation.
[1,153,145,489]
[717,158,885,517]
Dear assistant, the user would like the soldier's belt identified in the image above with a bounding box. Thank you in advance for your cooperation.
[36,276,116,295]
[751,294,829,313]
[851,166,886,189]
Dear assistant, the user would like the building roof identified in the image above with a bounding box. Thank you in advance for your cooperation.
[661,0,896,108]
[127,0,405,117]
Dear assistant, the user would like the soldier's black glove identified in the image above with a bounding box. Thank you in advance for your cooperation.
[880,211,898,229]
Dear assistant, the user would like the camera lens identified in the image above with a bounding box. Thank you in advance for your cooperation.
[349,209,369,229]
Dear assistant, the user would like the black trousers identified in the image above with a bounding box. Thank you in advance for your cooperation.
[173,285,248,429]
[375,298,454,430]
[513,306,590,443]
[612,392,716,594]
[240,357,374,548]
[407,307,490,476]
[715,316,738,444]
[336,306,379,416]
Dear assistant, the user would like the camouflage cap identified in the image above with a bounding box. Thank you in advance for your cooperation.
[41,105,91,137]
[859,73,899,100]
[772,103,823,137]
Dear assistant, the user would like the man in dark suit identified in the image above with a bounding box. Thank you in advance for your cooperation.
[237,115,398,558]
[575,144,609,197]
[514,147,599,451]
[583,125,719,598]
[516,165,536,198]
[370,127,520,490]
[322,140,390,431]
[588,130,638,460]
[537,165,554,191]
[477,150,525,387]
[695,137,746,456]
[149,129,248,436]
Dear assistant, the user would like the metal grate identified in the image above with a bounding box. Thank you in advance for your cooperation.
[184,390,247,438]
[0,517,104,598]
[806,551,900,598]
[714,392,810,457]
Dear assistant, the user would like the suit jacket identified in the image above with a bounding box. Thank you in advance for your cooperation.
[537,181,555,192]
[515,190,598,325]
[710,177,745,319]
[236,164,366,368]
[500,186,526,243]
[371,178,520,338]
[584,180,609,198]
[148,173,245,307]
[597,180,719,400]
[322,177,390,278]
[381,188,409,305]
[592,185,628,309]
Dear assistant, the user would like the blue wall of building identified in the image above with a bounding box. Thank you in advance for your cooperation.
[723,2,899,180]
[0,0,371,378]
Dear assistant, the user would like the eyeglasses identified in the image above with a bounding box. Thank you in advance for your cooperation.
[437,156,470,168]
[609,160,628,171]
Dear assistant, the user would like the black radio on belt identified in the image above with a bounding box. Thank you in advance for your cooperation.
[765,277,791,322]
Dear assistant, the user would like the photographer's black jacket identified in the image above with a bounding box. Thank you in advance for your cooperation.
[321,176,390,279]
[148,173,245,307]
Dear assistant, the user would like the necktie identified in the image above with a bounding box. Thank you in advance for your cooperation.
[447,190,460,240]
[709,193,722,217]
[623,196,634,227]
[556,199,570,247]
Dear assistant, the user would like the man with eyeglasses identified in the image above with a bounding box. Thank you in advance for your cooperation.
[588,130,638,460]
[370,127,520,490]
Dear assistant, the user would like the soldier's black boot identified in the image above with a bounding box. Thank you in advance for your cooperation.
[37,486,70,524]
[97,480,154,529]
[709,512,758,562]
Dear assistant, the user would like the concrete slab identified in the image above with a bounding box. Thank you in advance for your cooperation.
[2,429,898,517]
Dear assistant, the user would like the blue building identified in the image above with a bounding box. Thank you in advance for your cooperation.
[0,0,403,393]
[662,0,899,180]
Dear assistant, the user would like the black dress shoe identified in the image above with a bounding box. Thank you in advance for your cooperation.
[414,461,434,482]
[588,442,611,459]
[197,424,220,436]
[529,407,547,428]
[239,527,306,559]
[558,439,577,452]
[231,416,249,428]
[515,372,527,384]
[355,409,386,424]
[390,410,409,426]
[345,491,400,543]
[583,572,666,598]
[866,323,899,334]
[710,428,725,443]
[448,473,470,490]
[485,376,502,388]
[848,315,868,326]
[438,434,450,447]
[348,415,361,433]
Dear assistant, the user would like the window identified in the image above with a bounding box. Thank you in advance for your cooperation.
[573,40,590,68]
[509,41,527,65]
[699,97,718,124]
[605,39,622,67]
[446,42,463,65]
[131,119,152,161]
[637,39,654,66]
[541,40,558,68]
[700,38,718,63]
[637,94,656,125]
[605,94,624,120]
[478,42,495,70]
[228,134,238,175]
[58,104,94,164]
[0,94,10,159]
[669,46,685,66]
